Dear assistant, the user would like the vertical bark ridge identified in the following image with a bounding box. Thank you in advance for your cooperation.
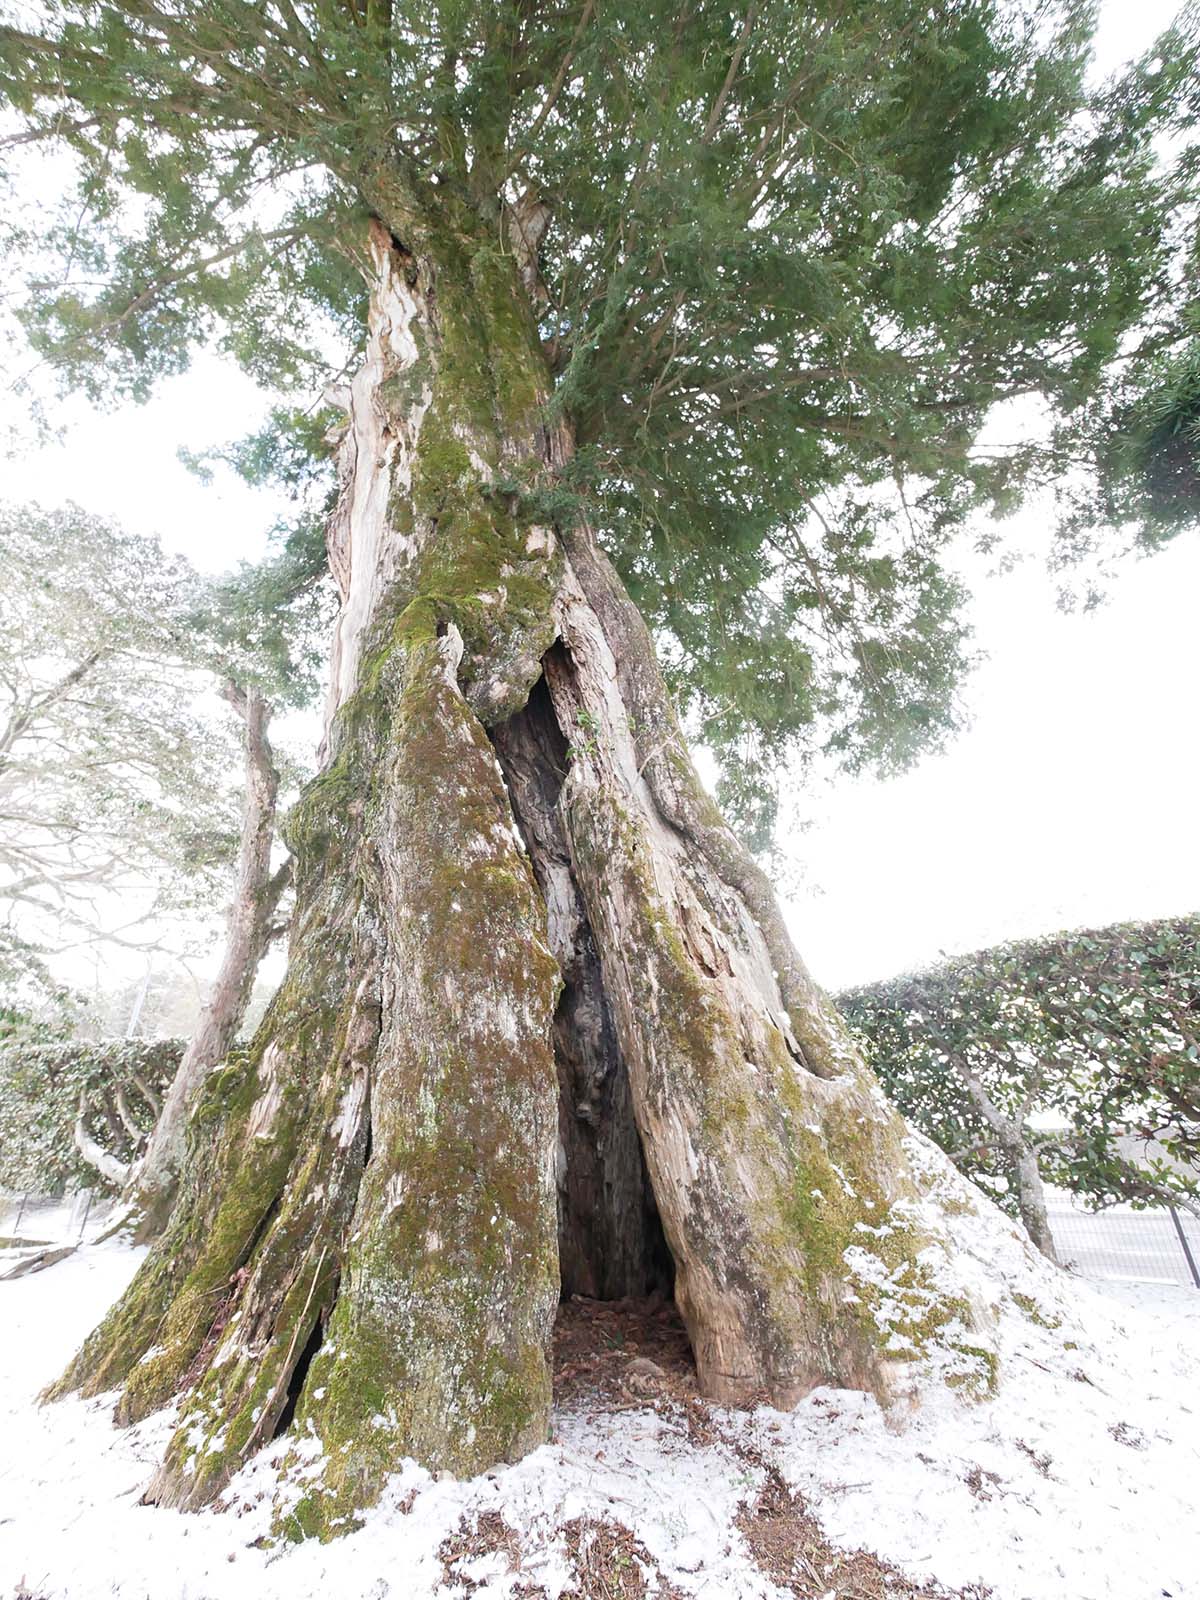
[277,630,560,1538]
[558,520,863,1081]
[52,212,569,1532]
[143,964,379,1507]
[539,553,974,1406]
[46,889,364,1418]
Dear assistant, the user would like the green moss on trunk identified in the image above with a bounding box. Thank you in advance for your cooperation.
[278,634,560,1538]
[554,677,969,1409]
[51,206,565,1528]
[49,181,1001,1544]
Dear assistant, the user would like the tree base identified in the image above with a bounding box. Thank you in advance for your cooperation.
[47,224,1015,1538]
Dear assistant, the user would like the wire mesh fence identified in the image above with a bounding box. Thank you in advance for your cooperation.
[1046,1189,1200,1289]
[4,1187,1197,1290]
[0,1188,104,1249]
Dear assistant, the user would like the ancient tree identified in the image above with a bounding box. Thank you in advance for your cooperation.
[3,0,1195,1538]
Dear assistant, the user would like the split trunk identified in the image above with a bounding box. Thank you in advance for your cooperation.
[52,191,996,1536]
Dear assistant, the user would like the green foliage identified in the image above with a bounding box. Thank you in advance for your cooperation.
[2,1,1197,811]
[0,1035,185,1193]
[1065,328,1200,559]
[192,517,336,709]
[181,402,340,499]
[1131,337,1200,531]
[841,916,1200,1217]
[1049,29,1200,571]
[181,404,342,707]
[0,931,83,1045]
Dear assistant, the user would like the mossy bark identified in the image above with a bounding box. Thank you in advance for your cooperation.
[53,207,565,1528]
[51,184,987,1535]
[492,679,672,1302]
[536,556,962,1404]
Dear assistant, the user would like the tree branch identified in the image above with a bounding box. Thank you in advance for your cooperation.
[73,1090,130,1188]
[702,4,757,144]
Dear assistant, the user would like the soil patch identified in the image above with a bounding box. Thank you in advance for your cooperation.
[553,1293,695,1407]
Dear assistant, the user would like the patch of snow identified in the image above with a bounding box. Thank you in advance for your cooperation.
[1,1223,1198,1600]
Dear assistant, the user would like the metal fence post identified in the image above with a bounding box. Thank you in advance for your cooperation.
[76,1188,93,1246]
[1168,1206,1200,1290]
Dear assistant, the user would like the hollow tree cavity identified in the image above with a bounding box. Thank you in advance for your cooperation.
[50,194,989,1539]
[492,671,672,1303]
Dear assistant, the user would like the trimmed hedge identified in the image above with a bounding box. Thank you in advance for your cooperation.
[840,916,1200,1219]
[0,1037,185,1193]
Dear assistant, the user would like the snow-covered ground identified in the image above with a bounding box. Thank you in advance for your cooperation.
[1,1233,1197,1600]
[0,1192,116,1253]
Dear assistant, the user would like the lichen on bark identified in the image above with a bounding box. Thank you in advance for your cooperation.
[49,187,1004,1538]
[540,550,978,1407]
[52,207,567,1526]
[280,629,560,1537]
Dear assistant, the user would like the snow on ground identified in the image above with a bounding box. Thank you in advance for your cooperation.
[1,1224,1198,1600]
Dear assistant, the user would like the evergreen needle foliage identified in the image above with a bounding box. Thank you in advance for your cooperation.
[2,1,1198,832]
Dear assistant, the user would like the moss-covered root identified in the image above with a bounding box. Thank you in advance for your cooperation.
[48,683,379,1425]
[272,632,560,1541]
[142,973,379,1510]
[43,1039,287,1407]
[565,778,958,1405]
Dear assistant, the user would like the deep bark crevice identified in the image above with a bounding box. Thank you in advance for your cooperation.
[361,1095,374,1171]
[492,664,672,1304]
[274,1298,330,1439]
[49,217,1004,1534]
[251,1083,375,1445]
[234,1192,283,1284]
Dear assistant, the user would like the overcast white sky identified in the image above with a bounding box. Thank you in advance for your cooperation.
[4,0,1196,996]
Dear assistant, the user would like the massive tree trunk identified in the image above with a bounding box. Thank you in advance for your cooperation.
[123,681,289,1240]
[49,193,1002,1538]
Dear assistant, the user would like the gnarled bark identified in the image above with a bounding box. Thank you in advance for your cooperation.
[51,195,997,1537]
[492,679,672,1303]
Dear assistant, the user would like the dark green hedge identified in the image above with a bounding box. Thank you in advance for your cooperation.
[840,916,1200,1217]
[0,1037,185,1193]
